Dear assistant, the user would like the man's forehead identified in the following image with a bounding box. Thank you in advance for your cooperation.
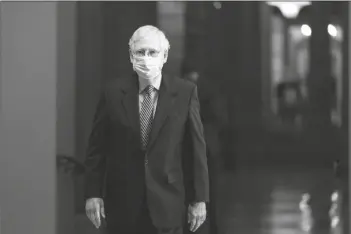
[133,36,162,51]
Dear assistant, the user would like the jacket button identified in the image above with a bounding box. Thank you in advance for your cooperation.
[145,159,148,165]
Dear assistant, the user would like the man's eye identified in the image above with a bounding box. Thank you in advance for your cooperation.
[149,50,159,56]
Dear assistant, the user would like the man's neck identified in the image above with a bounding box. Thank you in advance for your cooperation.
[138,73,162,91]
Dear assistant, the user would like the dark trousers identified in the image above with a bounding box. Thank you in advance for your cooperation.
[136,197,183,234]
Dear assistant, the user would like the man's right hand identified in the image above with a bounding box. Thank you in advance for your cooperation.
[85,198,105,229]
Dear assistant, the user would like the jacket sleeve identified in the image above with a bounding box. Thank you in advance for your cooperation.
[185,85,210,203]
[84,91,109,200]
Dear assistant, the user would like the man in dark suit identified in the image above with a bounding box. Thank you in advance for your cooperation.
[84,25,209,234]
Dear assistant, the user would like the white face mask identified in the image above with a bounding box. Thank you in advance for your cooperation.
[132,56,164,80]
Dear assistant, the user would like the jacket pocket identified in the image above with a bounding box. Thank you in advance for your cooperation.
[167,172,182,184]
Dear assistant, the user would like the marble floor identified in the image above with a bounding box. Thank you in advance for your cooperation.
[75,164,348,234]
[216,165,347,234]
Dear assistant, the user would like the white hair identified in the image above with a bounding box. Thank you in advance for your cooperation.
[128,25,170,53]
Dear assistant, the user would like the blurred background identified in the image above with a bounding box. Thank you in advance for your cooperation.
[0,1,349,234]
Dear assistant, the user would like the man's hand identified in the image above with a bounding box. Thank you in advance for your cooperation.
[188,202,206,232]
[85,198,105,229]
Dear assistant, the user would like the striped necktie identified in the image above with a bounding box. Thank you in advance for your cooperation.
[140,85,155,150]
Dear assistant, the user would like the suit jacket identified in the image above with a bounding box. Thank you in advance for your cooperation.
[84,73,209,231]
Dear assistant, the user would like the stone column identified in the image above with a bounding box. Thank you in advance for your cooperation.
[211,2,271,165]
[0,2,58,234]
[283,19,290,68]
[183,2,210,76]
[222,2,269,128]
[342,3,349,140]
[260,3,273,128]
[341,3,349,234]
[307,2,333,127]
[103,2,157,81]
[302,2,336,168]
[306,3,335,230]
[75,2,105,214]
[157,2,186,77]
[56,3,77,234]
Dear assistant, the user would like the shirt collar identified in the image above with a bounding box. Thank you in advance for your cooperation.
[138,74,162,93]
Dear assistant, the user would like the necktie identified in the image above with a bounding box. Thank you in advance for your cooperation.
[140,85,155,150]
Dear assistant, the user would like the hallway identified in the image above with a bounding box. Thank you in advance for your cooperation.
[216,165,346,234]
[0,2,349,234]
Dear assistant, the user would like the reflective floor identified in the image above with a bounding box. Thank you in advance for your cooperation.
[216,165,347,234]
[76,164,347,234]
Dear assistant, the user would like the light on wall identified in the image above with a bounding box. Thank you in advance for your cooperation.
[301,24,312,37]
[328,24,337,37]
[300,24,338,37]
[213,1,222,9]
[267,2,311,19]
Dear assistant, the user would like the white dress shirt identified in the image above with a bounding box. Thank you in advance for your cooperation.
[138,75,161,117]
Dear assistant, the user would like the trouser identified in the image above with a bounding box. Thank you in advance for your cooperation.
[135,194,183,234]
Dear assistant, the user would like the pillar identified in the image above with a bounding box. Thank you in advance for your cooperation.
[217,2,271,164]
[302,2,337,168]
[183,2,210,77]
[341,2,349,234]
[283,19,290,67]
[157,2,186,77]
[0,2,58,234]
[307,2,333,127]
[260,4,273,127]
[75,1,105,214]
[103,2,157,81]
[220,2,268,128]
[306,4,335,228]
[56,3,77,234]
[341,3,349,145]
[227,2,270,155]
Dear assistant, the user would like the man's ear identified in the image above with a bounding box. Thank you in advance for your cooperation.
[163,50,169,63]
[129,49,135,64]
[130,53,134,64]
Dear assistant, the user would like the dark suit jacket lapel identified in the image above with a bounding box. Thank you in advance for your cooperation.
[148,74,177,151]
[120,73,141,145]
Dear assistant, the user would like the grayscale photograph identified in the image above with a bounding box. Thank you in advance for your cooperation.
[0,1,349,234]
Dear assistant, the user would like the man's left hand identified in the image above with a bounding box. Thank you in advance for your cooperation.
[188,202,206,232]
